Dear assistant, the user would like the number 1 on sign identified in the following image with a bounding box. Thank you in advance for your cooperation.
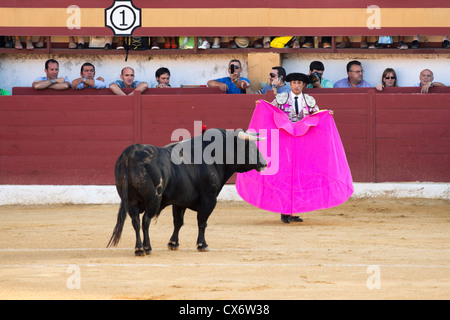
[120,10,127,26]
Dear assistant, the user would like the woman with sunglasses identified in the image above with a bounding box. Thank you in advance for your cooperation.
[207,59,250,94]
[375,68,398,91]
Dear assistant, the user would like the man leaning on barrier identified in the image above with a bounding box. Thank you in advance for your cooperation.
[32,59,70,91]
[109,67,148,95]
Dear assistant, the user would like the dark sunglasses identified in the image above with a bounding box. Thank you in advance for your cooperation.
[269,73,277,78]
[385,76,396,79]
[229,65,240,69]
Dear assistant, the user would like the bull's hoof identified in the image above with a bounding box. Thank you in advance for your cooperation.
[167,241,179,251]
[197,244,209,252]
[144,247,152,255]
[134,248,145,256]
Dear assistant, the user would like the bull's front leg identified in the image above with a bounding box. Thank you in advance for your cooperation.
[168,206,186,250]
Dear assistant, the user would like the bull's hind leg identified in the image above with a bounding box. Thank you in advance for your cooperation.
[168,206,186,250]
[129,206,145,256]
[142,210,152,255]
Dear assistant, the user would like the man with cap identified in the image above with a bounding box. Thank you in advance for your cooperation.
[271,72,319,123]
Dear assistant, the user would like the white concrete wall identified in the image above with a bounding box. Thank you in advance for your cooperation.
[0,183,448,205]
[1,52,449,93]
[282,52,450,88]
[0,53,249,93]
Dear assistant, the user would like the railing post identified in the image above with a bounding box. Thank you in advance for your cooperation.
[133,90,142,144]
[367,89,376,182]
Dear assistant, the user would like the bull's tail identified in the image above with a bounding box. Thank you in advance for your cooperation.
[107,156,129,248]
[107,198,127,247]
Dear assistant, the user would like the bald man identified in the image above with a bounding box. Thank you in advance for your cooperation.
[109,67,148,95]
[416,69,445,93]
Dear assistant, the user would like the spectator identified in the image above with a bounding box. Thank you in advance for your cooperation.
[442,35,450,48]
[407,35,448,49]
[0,87,11,95]
[293,36,332,49]
[211,37,221,49]
[227,37,237,49]
[68,36,86,49]
[89,36,113,50]
[4,36,14,48]
[337,36,369,49]
[207,59,250,94]
[415,69,445,94]
[163,37,178,49]
[411,35,420,49]
[116,37,125,50]
[375,68,398,91]
[397,36,408,50]
[253,37,271,48]
[71,62,106,90]
[14,36,34,50]
[306,61,334,88]
[32,59,70,90]
[109,67,148,95]
[257,66,290,94]
[333,60,371,88]
[155,67,171,88]
[199,37,211,49]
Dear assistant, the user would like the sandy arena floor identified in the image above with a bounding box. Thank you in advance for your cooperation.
[0,198,448,300]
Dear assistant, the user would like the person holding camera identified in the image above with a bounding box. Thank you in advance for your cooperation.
[207,59,250,94]
[306,61,334,89]
[257,66,290,94]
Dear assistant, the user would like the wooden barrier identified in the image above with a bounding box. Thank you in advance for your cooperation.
[0,87,449,185]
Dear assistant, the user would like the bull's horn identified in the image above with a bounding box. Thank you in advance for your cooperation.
[238,131,266,141]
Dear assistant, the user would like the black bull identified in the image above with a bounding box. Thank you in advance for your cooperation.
[107,129,267,256]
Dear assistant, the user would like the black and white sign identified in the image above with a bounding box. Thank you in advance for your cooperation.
[105,0,141,36]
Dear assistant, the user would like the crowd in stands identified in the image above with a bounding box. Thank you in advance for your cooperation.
[1,36,449,50]
[0,58,446,96]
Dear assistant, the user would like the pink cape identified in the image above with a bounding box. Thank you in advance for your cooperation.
[236,100,353,214]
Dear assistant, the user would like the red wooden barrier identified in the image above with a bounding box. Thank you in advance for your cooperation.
[0,87,449,185]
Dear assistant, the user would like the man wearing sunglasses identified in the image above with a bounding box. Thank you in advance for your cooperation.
[207,59,250,94]
[257,66,291,95]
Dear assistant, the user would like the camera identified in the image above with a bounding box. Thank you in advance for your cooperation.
[230,64,235,74]
[309,72,322,83]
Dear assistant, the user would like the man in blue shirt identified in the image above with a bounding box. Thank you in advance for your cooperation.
[32,59,70,91]
[333,60,371,88]
[109,67,148,95]
[207,59,250,94]
[71,62,106,90]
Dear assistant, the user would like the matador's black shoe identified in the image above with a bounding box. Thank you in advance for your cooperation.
[281,214,303,223]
